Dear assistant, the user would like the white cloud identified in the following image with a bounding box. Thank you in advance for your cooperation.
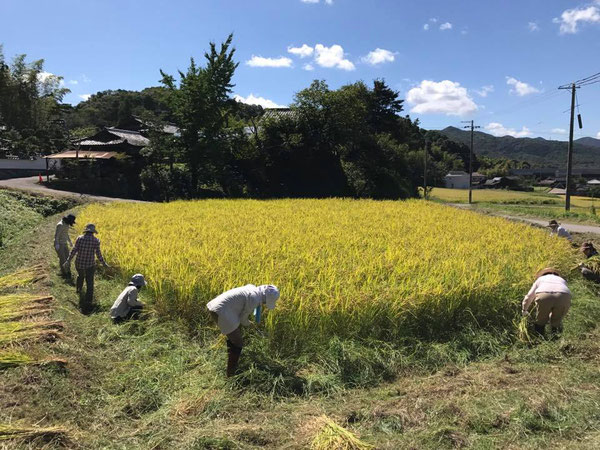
[362,48,396,66]
[597,131,600,139]
[429,18,438,23]
[79,94,91,101]
[407,80,478,116]
[528,21,540,32]
[301,0,332,4]
[37,71,61,84]
[234,94,286,109]
[485,122,532,138]
[68,80,78,85]
[554,6,600,34]
[552,128,567,134]
[475,85,494,97]
[440,22,453,31]
[81,74,91,83]
[303,63,314,71]
[246,55,293,68]
[506,77,540,96]
[314,44,355,70]
[288,44,314,58]
[423,23,430,31]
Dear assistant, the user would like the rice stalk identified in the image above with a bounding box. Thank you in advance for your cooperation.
[311,416,374,450]
[0,424,68,441]
[0,351,34,370]
[0,266,44,291]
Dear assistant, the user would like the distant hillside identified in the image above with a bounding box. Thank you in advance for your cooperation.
[439,126,600,168]
[576,137,600,149]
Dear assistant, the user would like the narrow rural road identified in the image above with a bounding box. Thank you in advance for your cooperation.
[0,176,145,203]
[450,203,600,235]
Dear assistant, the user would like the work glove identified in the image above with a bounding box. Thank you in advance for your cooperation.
[521,310,529,318]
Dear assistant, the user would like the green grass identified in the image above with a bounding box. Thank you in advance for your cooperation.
[0,189,77,248]
[3,200,600,448]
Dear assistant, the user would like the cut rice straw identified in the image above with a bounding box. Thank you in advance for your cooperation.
[0,424,68,441]
[311,416,374,450]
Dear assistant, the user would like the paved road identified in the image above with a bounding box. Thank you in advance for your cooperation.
[450,203,600,235]
[0,176,145,203]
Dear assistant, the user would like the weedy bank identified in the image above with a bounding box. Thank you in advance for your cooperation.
[77,199,573,354]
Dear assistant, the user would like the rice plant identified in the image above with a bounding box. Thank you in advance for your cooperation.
[76,199,574,349]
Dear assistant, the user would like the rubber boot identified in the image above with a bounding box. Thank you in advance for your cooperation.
[226,340,242,377]
[533,324,546,338]
[550,325,563,341]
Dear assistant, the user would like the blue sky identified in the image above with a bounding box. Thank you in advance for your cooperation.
[1,0,600,140]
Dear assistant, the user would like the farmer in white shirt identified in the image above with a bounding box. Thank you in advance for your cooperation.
[110,274,147,323]
[547,220,572,241]
[207,284,280,377]
[54,214,76,276]
[522,268,571,338]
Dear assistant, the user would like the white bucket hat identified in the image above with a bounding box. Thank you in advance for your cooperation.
[261,285,280,310]
[129,273,147,287]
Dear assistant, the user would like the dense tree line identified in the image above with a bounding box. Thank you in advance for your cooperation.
[1,38,480,200]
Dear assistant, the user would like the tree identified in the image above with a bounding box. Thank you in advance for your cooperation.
[159,34,238,195]
[0,45,70,157]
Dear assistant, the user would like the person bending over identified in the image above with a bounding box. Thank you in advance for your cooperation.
[522,268,571,339]
[207,284,280,377]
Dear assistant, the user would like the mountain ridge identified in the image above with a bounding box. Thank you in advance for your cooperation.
[438,126,600,167]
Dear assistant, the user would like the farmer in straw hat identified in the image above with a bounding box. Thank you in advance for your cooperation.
[54,214,76,277]
[547,220,572,241]
[63,223,109,313]
[522,268,571,338]
[110,274,147,323]
[207,284,280,377]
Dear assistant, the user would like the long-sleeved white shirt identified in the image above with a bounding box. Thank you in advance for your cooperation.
[110,285,144,319]
[551,226,572,241]
[206,284,262,334]
[522,274,571,313]
[54,220,72,246]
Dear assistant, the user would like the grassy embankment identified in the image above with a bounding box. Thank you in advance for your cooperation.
[428,187,600,225]
[2,194,600,448]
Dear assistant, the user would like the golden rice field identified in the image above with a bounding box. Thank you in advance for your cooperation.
[77,199,573,347]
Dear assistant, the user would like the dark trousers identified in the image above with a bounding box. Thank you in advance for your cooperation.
[76,266,95,312]
[113,306,144,324]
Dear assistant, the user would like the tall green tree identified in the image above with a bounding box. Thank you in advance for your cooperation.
[0,46,70,157]
[159,34,238,195]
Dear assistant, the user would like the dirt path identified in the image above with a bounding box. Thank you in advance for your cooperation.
[0,176,144,203]
[449,202,600,235]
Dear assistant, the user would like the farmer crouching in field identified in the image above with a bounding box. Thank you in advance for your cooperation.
[54,214,76,277]
[579,242,600,282]
[207,284,280,377]
[547,220,572,241]
[110,274,146,324]
[63,223,109,314]
[522,268,571,339]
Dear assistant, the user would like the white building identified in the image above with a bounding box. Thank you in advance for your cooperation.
[444,171,470,189]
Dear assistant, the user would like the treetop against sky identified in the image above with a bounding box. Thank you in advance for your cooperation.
[1,0,599,140]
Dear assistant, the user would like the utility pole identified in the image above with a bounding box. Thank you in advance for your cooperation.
[461,120,480,204]
[559,83,577,211]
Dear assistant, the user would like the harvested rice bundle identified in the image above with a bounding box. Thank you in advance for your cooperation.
[311,416,373,450]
